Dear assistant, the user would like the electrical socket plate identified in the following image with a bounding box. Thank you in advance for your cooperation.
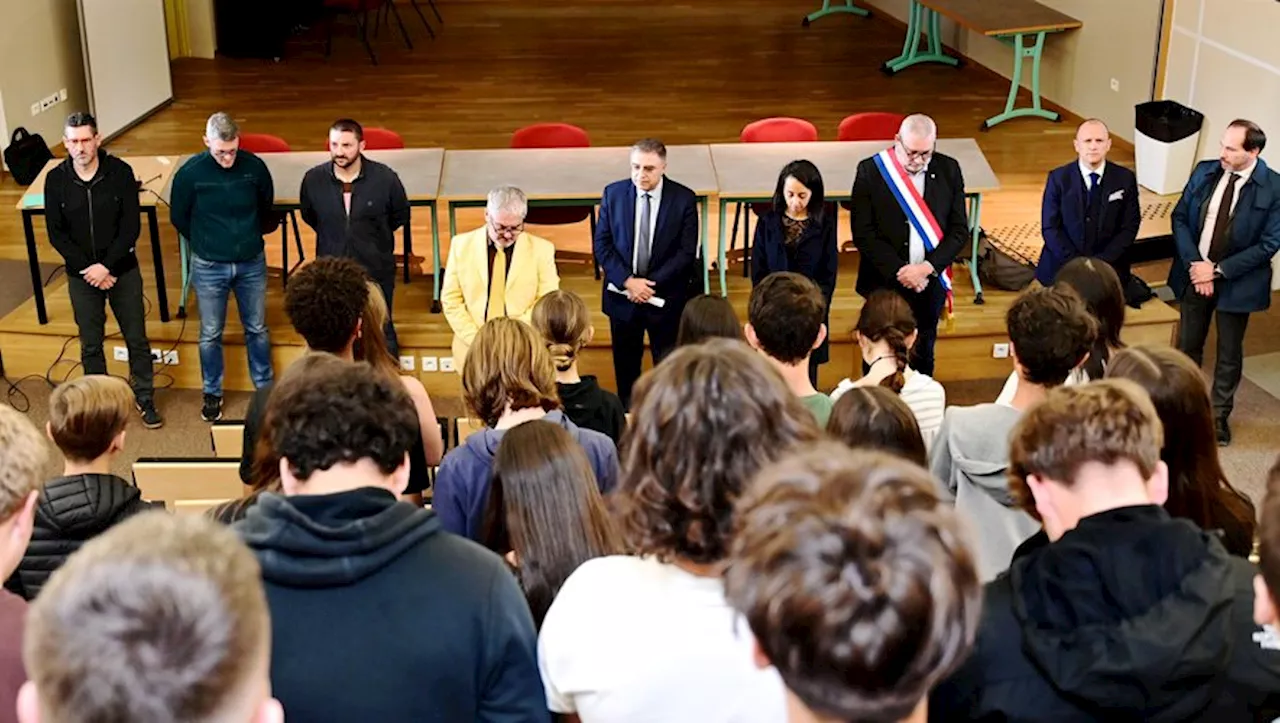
[421,356,439,372]
[992,343,1010,359]
[440,357,455,373]
[58,88,67,102]
[113,346,129,362]
[399,355,415,372]
[30,103,40,117]
[150,349,163,363]
[1109,78,1120,92]
[163,350,179,365]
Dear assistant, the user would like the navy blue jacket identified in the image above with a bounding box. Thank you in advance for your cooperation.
[1037,161,1140,285]
[751,207,839,364]
[593,177,699,322]
[1169,158,1280,313]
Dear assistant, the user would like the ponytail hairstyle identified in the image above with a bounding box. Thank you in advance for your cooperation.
[855,291,918,394]
[531,290,592,373]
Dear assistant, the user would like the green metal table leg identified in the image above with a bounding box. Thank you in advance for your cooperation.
[717,200,729,297]
[967,194,984,304]
[178,234,191,318]
[882,2,958,74]
[699,197,710,295]
[803,0,869,25]
[430,201,442,313]
[982,31,1060,129]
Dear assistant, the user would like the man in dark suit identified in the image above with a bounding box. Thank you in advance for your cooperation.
[1170,119,1280,446]
[851,114,968,377]
[1037,119,1141,286]
[594,138,700,407]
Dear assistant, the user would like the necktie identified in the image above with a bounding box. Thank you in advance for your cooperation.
[636,193,652,276]
[1207,173,1239,263]
[1088,172,1100,203]
[486,244,507,322]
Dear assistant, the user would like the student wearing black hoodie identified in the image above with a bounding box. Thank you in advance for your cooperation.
[43,113,161,428]
[929,381,1280,722]
[235,354,547,723]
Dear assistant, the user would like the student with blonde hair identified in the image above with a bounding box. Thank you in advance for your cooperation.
[531,290,626,443]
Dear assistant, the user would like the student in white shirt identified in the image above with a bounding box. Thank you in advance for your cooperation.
[538,339,821,723]
[831,290,945,448]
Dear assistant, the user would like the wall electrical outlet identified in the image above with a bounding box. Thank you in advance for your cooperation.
[150,349,163,363]
[399,355,416,372]
[992,343,1010,359]
[58,88,67,102]
[421,356,439,372]
[113,346,129,362]
[30,102,40,117]
[162,350,179,365]
[440,356,455,373]
[1109,78,1120,92]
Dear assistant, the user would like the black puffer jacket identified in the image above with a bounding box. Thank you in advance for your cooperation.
[5,474,149,600]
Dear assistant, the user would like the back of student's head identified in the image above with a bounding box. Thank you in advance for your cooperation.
[1006,286,1097,387]
[1008,380,1163,519]
[245,354,345,491]
[747,272,826,364]
[855,290,918,393]
[1257,457,1280,618]
[531,290,592,373]
[725,443,980,722]
[481,420,621,628]
[283,257,370,353]
[826,386,927,467]
[1054,257,1126,380]
[1106,345,1256,556]
[617,338,820,564]
[0,405,48,521]
[47,375,132,463]
[265,354,418,491]
[20,513,281,723]
[675,294,744,347]
[354,280,400,380]
[463,318,560,428]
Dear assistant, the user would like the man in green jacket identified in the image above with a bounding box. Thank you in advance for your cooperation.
[170,112,276,422]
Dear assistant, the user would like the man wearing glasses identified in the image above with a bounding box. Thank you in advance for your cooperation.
[440,185,560,370]
[170,111,276,422]
[851,113,968,376]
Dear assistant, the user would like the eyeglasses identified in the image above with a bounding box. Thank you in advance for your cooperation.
[210,148,238,158]
[490,219,524,237]
[899,144,933,162]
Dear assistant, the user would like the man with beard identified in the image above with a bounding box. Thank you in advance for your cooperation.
[43,112,162,428]
[300,118,411,354]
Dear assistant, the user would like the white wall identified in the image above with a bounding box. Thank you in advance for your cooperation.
[0,0,88,150]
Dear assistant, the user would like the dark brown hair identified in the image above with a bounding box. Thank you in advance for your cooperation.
[1229,118,1266,153]
[854,290,917,394]
[531,290,592,372]
[480,421,622,628]
[726,443,980,722]
[1053,257,1125,380]
[748,272,826,365]
[1258,455,1280,602]
[676,294,743,347]
[47,375,133,463]
[462,318,561,428]
[284,257,370,353]
[1007,286,1097,387]
[1106,346,1257,556]
[330,118,364,142]
[615,339,820,564]
[826,387,927,467]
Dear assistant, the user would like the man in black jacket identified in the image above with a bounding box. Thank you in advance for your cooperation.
[300,118,410,355]
[851,113,968,377]
[929,381,1280,722]
[44,112,161,428]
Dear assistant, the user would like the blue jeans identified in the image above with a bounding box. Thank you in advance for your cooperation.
[191,253,273,396]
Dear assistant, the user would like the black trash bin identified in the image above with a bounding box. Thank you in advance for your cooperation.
[1134,100,1204,194]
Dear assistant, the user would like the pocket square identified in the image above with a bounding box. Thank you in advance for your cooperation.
[1108,190,1124,201]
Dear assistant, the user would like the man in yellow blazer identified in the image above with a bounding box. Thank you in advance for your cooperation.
[441,185,560,369]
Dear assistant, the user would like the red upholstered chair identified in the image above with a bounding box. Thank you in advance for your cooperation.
[732,117,819,276]
[362,126,406,150]
[238,133,292,154]
[323,0,411,66]
[236,134,304,286]
[510,123,600,277]
[837,112,906,142]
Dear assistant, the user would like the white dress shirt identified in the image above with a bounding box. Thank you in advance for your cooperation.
[907,167,928,264]
[1079,159,1106,188]
[1197,161,1256,260]
[632,178,664,274]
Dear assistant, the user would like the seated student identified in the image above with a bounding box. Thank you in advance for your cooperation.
[745,272,833,425]
[18,513,283,723]
[0,407,50,723]
[236,355,549,723]
[1253,456,1280,627]
[538,338,820,723]
[995,257,1124,405]
[7,376,148,601]
[480,420,622,629]
[435,317,618,540]
[727,444,981,723]
[930,382,1280,722]
[930,286,1096,582]
[826,386,928,467]
[1107,345,1257,557]
[675,293,743,347]
[531,290,627,444]
[831,290,945,448]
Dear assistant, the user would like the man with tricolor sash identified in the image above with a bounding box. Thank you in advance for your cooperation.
[850,114,969,377]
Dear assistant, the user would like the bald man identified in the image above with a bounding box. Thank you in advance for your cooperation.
[1037,119,1141,286]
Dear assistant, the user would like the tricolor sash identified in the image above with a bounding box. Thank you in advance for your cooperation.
[872,148,954,316]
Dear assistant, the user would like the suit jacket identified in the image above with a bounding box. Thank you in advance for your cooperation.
[441,227,560,363]
[1169,158,1280,313]
[850,153,968,298]
[1037,161,1141,285]
[593,177,699,321]
[751,207,839,364]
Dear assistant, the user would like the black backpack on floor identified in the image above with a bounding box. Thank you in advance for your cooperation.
[3,128,55,186]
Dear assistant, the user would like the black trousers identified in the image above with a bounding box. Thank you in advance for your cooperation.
[376,276,399,358]
[886,278,946,377]
[1177,285,1250,420]
[610,304,680,409]
[67,266,155,400]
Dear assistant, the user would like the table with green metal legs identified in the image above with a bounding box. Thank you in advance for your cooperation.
[801,0,871,26]
[880,0,1082,130]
